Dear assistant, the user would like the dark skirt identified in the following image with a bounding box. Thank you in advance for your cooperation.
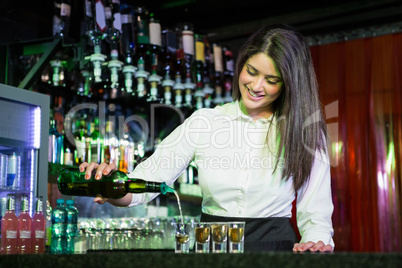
[201,212,299,252]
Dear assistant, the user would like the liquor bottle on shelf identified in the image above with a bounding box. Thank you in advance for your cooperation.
[82,0,95,39]
[50,199,67,254]
[73,115,90,165]
[174,24,185,79]
[180,23,196,107]
[161,28,177,73]
[1,194,18,255]
[213,43,225,106]
[86,0,108,84]
[45,200,53,253]
[148,15,162,102]
[6,153,19,189]
[119,124,135,173]
[160,28,177,105]
[173,28,186,108]
[104,0,122,37]
[105,0,123,94]
[58,167,175,199]
[193,34,205,109]
[31,197,46,254]
[65,199,78,254]
[63,115,75,166]
[18,195,32,254]
[49,119,64,164]
[202,36,215,108]
[134,6,150,67]
[52,0,62,36]
[90,117,104,164]
[223,46,234,103]
[149,15,162,71]
[181,23,194,70]
[120,4,137,95]
[104,120,119,165]
[134,7,151,98]
[59,0,72,40]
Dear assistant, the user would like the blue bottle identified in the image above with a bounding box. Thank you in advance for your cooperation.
[65,199,78,254]
[50,199,67,254]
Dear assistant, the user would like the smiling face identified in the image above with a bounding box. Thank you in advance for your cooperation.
[239,52,283,120]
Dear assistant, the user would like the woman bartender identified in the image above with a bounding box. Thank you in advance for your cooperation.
[80,24,334,252]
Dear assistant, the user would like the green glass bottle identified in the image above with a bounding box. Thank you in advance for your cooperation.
[57,167,174,199]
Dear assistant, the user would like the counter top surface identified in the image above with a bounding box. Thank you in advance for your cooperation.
[1,251,401,268]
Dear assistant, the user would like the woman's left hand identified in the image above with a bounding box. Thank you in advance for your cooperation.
[293,241,333,253]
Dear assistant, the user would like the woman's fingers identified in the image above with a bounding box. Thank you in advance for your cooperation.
[101,162,117,176]
[94,196,108,204]
[79,162,89,173]
[84,162,100,180]
[293,241,333,252]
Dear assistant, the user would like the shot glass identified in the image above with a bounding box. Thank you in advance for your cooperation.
[175,222,190,253]
[211,222,228,253]
[228,222,245,253]
[194,222,211,253]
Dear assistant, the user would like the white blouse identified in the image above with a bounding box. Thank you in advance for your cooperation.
[128,101,335,247]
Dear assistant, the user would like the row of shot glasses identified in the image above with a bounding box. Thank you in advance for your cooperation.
[175,221,245,253]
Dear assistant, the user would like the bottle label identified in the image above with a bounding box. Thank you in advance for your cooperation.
[7,155,17,174]
[213,45,224,72]
[19,230,31,239]
[149,22,162,46]
[113,13,122,32]
[196,41,205,62]
[36,230,46,239]
[95,0,107,32]
[64,151,74,166]
[61,3,71,17]
[85,0,93,17]
[6,230,17,239]
[183,30,194,56]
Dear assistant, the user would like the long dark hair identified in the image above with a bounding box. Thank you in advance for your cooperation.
[232,24,328,192]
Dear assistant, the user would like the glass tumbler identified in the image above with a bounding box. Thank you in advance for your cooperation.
[211,222,228,253]
[228,222,245,253]
[175,222,190,253]
[194,222,211,253]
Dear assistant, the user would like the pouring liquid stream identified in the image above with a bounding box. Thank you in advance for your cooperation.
[172,190,185,232]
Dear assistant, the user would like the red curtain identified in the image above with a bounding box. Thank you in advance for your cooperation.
[310,32,402,252]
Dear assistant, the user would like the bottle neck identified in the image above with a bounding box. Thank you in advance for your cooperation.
[21,197,29,212]
[144,181,163,193]
[6,195,15,211]
[126,179,174,194]
[35,199,43,213]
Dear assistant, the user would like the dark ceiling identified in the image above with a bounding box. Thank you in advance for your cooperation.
[0,0,401,45]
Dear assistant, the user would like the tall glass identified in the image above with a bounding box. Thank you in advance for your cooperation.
[175,222,190,253]
[194,222,211,253]
[211,222,228,253]
[228,222,245,253]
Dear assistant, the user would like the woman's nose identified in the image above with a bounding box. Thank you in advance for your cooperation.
[253,76,265,91]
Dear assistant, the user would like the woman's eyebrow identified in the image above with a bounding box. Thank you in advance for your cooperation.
[247,64,282,81]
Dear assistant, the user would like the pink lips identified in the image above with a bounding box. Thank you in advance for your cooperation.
[247,87,264,101]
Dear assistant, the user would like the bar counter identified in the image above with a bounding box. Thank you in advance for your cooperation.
[1,251,401,268]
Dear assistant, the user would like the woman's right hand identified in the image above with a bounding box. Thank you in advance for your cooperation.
[78,161,118,204]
